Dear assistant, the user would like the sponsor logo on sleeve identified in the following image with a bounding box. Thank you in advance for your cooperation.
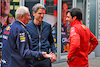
[3,35,8,40]
[19,33,25,42]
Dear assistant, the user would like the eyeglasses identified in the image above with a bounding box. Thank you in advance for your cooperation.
[1,0,10,3]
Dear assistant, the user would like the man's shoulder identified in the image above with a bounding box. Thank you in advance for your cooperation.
[28,20,33,24]
[11,21,26,31]
[26,20,33,26]
[42,21,51,26]
[70,24,83,32]
[11,21,21,28]
[72,24,90,33]
[73,24,84,29]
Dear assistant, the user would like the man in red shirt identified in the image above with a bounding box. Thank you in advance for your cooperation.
[66,8,98,67]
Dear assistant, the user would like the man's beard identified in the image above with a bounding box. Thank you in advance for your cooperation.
[1,13,9,17]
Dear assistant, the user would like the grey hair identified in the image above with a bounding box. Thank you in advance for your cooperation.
[15,6,29,19]
[32,3,46,13]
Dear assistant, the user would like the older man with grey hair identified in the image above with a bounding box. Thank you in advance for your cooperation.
[1,6,53,67]
[26,3,57,67]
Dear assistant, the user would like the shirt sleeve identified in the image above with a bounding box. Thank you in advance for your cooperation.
[48,25,57,53]
[16,29,43,59]
[88,32,98,54]
[67,27,80,59]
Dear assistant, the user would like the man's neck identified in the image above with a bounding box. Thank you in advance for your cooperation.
[33,19,42,25]
[17,19,26,26]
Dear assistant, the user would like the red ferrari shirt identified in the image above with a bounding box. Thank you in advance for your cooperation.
[67,20,98,67]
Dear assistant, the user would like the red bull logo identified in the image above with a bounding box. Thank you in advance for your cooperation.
[4,31,10,35]
[6,26,11,31]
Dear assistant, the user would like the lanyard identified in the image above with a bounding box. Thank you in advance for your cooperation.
[36,23,42,51]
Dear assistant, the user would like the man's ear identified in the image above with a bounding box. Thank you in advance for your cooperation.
[73,16,77,20]
[20,15,24,19]
[33,12,35,16]
[18,15,24,22]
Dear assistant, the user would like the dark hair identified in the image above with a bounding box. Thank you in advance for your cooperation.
[32,3,46,13]
[66,9,71,14]
[66,8,82,21]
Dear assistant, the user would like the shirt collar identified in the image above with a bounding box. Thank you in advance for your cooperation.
[16,20,26,27]
[70,19,83,26]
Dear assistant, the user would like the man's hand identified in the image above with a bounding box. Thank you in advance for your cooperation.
[50,53,57,63]
[42,52,53,58]
[8,17,15,23]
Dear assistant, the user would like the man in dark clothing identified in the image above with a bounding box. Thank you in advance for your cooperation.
[0,0,15,60]
[26,3,57,67]
[1,6,52,67]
